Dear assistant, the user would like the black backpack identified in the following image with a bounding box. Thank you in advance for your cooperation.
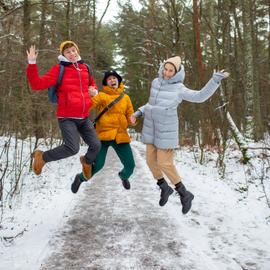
[48,63,93,104]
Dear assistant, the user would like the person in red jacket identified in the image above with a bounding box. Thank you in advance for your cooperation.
[26,41,101,181]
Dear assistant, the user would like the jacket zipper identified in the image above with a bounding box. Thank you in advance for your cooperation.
[152,79,163,136]
[154,79,163,105]
[77,68,85,117]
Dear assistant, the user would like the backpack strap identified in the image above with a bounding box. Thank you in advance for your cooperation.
[84,63,93,76]
[48,64,65,104]
[56,64,65,88]
[94,92,125,124]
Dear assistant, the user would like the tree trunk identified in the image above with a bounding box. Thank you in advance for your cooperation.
[269,0,270,73]
[207,0,217,66]
[23,0,31,52]
[192,0,204,84]
[250,0,263,140]
[65,0,71,39]
[241,0,255,140]
[92,0,96,62]
[38,0,48,49]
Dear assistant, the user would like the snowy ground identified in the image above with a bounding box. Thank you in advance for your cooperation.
[0,138,270,270]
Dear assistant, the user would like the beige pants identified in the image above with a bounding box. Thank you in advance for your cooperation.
[146,144,181,185]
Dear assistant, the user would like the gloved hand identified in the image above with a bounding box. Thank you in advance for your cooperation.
[133,110,142,118]
[212,69,230,83]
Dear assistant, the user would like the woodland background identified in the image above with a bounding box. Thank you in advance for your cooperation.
[0,0,270,202]
[1,0,269,142]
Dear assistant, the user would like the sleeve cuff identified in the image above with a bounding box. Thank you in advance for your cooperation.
[134,110,143,118]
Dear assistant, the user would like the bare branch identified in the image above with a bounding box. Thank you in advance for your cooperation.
[97,0,112,31]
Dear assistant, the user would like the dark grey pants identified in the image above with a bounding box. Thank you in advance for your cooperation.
[43,118,101,165]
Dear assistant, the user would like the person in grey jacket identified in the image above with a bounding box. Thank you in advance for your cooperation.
[131,56,229,214]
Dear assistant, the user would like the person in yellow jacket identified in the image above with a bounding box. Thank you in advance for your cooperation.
[71,70,136,193]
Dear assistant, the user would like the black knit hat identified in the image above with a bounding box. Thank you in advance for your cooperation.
[102,70,122,86]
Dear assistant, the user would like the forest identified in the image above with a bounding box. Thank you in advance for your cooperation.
[0,3,270,269]
[0,0,269,202]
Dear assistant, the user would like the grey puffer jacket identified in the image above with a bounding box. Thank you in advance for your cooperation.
[135,64,223,149]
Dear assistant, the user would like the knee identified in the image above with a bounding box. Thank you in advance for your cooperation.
[68,145,80,156]
[156,160,167,169]
[65,143,80,156]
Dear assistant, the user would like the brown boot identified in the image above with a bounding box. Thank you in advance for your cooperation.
[32,150,46,175]
[80,156,92,179]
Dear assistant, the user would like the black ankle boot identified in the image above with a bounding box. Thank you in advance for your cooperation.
[118,172,131,190]
[121,179,130,190]
[175,182,194,214]
[157,178,174,206]
[71,174,84,194]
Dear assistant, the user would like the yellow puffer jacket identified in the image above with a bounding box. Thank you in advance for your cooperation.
[92,83,134,143]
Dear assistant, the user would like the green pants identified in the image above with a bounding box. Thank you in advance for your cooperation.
[92,140,135,180]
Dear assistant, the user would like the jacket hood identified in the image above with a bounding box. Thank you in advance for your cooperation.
[102,83,125,95]
[58,54,82,64]
[158,63,185,83]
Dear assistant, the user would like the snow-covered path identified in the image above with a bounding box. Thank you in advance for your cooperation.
[39,147,200,269]
[1,141,269,270]
[38,144,269,270]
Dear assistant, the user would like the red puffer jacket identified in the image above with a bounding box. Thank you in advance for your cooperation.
[27,62,97,118]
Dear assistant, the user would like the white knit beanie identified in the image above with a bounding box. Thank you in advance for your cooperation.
[164,56,181,72]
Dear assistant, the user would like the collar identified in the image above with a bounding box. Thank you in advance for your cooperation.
[58,55,83,66]
[102,83,125,95]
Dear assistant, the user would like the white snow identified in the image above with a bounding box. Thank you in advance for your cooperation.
[0,137,269,270]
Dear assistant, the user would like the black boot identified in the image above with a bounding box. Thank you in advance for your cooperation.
[157,178,174,206]
[122,179,130,190]
[175,182,194,214]
[71,173,85,194]
[118,172,130,190]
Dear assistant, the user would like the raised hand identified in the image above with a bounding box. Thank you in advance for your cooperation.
[212,69,230,83]
[26,45,38,62]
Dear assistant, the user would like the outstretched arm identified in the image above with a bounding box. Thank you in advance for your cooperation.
[180,69,230,103]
